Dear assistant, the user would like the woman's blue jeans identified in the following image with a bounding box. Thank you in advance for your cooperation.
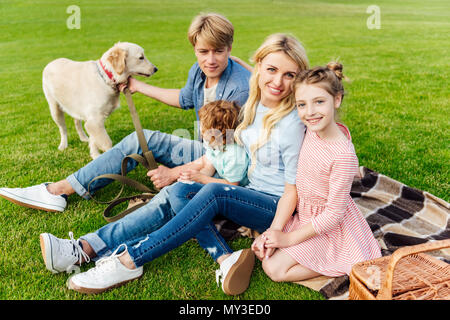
[126,182,280,267]
[65,130,205,258]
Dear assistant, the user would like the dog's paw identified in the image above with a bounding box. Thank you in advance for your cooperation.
[97,141,112,153]
[90,148,101,159]
[79,136,89,143]
[58,142,68,151]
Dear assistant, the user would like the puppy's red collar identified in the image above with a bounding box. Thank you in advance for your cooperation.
[99,60,116,83]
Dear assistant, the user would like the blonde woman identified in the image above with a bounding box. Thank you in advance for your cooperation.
[64,34,309,296]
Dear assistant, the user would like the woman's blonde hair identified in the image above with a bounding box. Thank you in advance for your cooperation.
[188,12,234,49]
[234,33,309,175]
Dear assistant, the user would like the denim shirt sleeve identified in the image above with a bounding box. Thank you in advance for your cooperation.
[179,63,199,110]
[217,59,251,107]
[230,89,250,108]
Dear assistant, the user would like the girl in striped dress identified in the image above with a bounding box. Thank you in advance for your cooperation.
[252,62,381,281]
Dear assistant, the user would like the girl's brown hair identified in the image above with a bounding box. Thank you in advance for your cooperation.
[294,61,345,101]
[198,100,240,147]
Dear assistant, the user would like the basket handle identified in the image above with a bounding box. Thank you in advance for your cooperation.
[377,239,450,300]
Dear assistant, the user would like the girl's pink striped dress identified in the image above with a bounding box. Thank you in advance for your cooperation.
[281,124,381,276]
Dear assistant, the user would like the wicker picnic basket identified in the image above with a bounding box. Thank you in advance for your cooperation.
[349,239,450,300]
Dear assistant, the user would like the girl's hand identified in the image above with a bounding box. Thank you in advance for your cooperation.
[262,229,293,248]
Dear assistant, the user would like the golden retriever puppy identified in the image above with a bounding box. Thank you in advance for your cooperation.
[42,42,157,159]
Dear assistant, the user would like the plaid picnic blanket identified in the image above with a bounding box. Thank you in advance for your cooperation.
[216,166,450,300]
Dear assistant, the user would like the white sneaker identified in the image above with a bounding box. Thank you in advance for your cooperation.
[40,232,90,274]
[215,249,255,295]
[0,183,67,212]
[67,244,143,294]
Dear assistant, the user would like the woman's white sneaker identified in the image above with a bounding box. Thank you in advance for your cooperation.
[40,232,90,274]
[0,183,67,212]
[67,244,143,294]
[215,249,255,295]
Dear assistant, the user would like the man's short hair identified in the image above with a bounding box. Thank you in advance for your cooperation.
[188,12,234,49]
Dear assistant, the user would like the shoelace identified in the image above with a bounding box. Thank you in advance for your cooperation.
[65,232,91,274]
[86,244,127,277]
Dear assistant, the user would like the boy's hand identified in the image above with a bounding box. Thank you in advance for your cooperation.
[178,169,206,184]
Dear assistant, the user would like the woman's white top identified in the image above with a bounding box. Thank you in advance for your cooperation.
[240,102,306,197]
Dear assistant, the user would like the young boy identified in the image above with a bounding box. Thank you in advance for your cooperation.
[177,100,249,187]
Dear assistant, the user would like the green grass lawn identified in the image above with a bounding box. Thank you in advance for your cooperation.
[0,0,448,300]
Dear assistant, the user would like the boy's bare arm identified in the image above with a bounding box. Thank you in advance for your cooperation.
[199,156,216,176]
[179,155,240,186]
[147,157,205,189]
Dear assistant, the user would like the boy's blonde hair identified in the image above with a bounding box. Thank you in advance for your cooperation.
[234,33,309,175]
[198,100,240,148]
[188,12,234,49]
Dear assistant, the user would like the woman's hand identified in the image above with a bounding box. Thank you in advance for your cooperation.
[251,234,267,261]
[251,233,277,260]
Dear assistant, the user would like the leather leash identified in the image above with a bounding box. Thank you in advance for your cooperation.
[87,87,160,222]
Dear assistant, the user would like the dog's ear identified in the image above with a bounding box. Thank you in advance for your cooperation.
[107,47,127,75]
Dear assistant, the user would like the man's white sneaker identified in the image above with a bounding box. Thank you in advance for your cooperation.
[0,183,67,212]
[67,244,143,294]
[215,249,255,295]
[40,232,90,274]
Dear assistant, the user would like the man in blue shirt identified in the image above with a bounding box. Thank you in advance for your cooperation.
[0,12,250,212]
[116,12,251,189]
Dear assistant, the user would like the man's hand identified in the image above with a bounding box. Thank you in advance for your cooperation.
[119,77,140,94]
[147,165,177,189]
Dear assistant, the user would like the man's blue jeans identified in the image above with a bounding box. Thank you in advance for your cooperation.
[126,182,281,267]
[66,130,205,258]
